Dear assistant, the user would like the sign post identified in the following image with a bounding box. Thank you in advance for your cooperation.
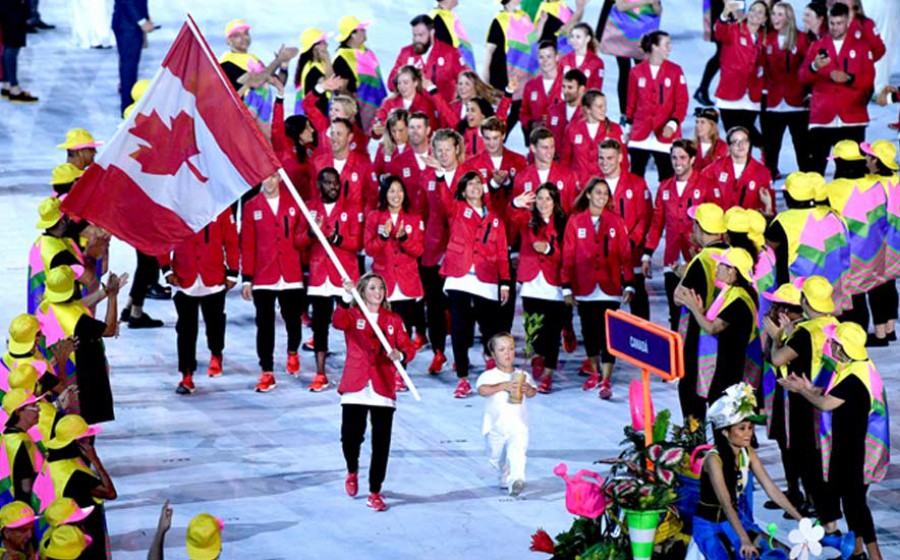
[605,310,684,447]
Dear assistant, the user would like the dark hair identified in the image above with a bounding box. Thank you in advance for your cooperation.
[726,232,760,268]
[331,117,354,134]
[783,190,816,209]
[870,157,894,177]
[481,116,506,136]
[377,174,411,212]
[563,69,588,88]
[393,65,423,91]
[833,158,867,180]
[571,22,598,53]
[806,1,827,19]
[581,89,605,109]
[531,183,568,240]
[284,114,315,163]
[671,138,697,158]
[712,430,740,510]
[733,273,759,305]
[829,3,850,18]
[317,167,340,185]
[726,126,751,147]
[458,97,495,134]
[573,177,611,213]
[694,106,720,124]
[599,138,622,153]
[537,39,557,53]
[640,30,669,54]
[529,126,555,147]
[486,332,515,356]
[408,110,431,127]
[410,14,434,29]
[454,171,483,201]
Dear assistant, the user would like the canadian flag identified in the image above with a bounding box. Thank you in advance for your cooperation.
[61,17,279,256]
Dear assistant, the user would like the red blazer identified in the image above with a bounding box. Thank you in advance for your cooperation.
[700,156,773,214]
[240,187,306,285]
[799,34,875,126]
[714,20,765,102]
[440,94,512,132]
[374,91,441,138]
[626,59,689,143]
[645,172,711,267]
[849,16,885,62]
[562,209,634,297]
[160,211,239,288]
[512,162,579,214]
[271,100,315,200]
[558,51,604,91]
[420,167,458,267]
[545,103,583,144]
[364,209,425,298]
[521,74,562,132]
[389,41,469,103]
[373,143,407,181]
[509,207,564,286]
[334,305,416,400]
[301,89,371,160]
[312,151,378,211]
[693,139,728,171]
[466,148,527,220]
[762,31,810,108]
[559,119,626,186]
[608,173,653,267]
[439,199,511,287]
[297,198,363,289]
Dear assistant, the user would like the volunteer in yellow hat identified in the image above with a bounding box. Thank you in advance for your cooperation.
[0,501,37,557]
[782,172,816,206]
[674,202,728,421]
[336,15,370,44]
[57,129,103,171]
[5,314,40,357]
[861,139,899,172]
[801,275,835,314]
[42,498,94,529]
[828,139,866,162]
[186,513,224,560]
[40,525,92,560]
[122,79,151,119]
[1,388,42,509]
[724,208,761,265]
[49,163,84,196]
[296,28,334,101]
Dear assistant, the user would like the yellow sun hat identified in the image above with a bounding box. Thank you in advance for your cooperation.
[36,196,64,229]
[224,19,250,38]
[7,363,40,392]
[763,282,802,306]
[861,140,899,171]
[57,129,103,151]
[828,140,865,162]
[687,203,726,235]
[43,265,77,304]
[39,525,92,560]
[711,247,754,284]
[824,321,868,361]
[186,513,224,560]
[7,314,40,355]
[337,15,370,43]
[46,414,102,450]
[801,275,835,314]
[42,498,95,529]
[0,501,37,529]
[50,163,84,187]
[783,172,815,202]
[301,28,333,54]
[724,207,751,233]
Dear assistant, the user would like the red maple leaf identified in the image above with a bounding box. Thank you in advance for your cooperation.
[129,110,208,182]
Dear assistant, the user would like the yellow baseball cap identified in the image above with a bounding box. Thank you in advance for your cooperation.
[745,209,766,250]
[801,275,835,314]
[57,129,103,151]
[7,314,40,355]
[186,513,224,560]
[36,196,64,229]
[47,414,102,450]
[828,140,865,161]
[43,266,77,304]
[724,207,751,233]
[825,321,868,361]
[807,172,828,203]
[42,498,95,528]
[224,19,250,38]
[861,140,899,171]
[301,28,333,53]
[711,247,754,283]
[40,525,92,560]
[337,15,370,43]
[763,282,802,305]
[783,172,815,202]
[688,203,727,235]
[2,388,40,418]
[0,501,37,529]
[50,163,84,187]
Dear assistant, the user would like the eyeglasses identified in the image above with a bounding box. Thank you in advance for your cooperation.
[729,139,750,147]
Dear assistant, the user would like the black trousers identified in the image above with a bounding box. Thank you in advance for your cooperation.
[252,288,304,371]
[787,394,827,514]
[576,300,619,363]
[680,328,708,422]
[664,271,681,333]
[113,24,143,114]
[868,280,897,325]
[498,265,517,333]
[522,297,566,369]
[720,108,763,149]
[839,292,870,332]
[808,125,866,175]
[760,110,811,177]
[819,478,876,544]
[308,294,338,353]
[629,148,675,184]
[629,273,650,320]
[615,56,633,115]
[421,265,448,353]
[341,404,395,494]
[391,299,426,338]
[173,290,226,373]
[447,290,501,378]
[129,249,160,307]
[775,434,802,498]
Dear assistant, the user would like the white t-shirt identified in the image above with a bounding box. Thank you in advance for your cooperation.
[542,77,555,95]
[537,168,550,185]
[566,104,577,122]
[333,157,347,175]
[476,367,537,435]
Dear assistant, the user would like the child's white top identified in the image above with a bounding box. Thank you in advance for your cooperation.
[476,367,537,435]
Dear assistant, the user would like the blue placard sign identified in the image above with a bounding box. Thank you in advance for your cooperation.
[606,312,678,378]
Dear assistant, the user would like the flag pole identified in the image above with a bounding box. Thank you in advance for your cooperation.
[277,168,421,401]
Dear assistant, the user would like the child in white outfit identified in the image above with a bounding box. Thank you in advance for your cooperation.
[476,333,537,497]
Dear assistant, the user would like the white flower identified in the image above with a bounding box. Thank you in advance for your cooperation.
[789,517,824,559]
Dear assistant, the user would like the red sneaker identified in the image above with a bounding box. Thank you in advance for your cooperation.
[286,351,300,376]
[578,358,596,376]
[428,350,446,374]
[302,335,315,352]
[889,122,900,131]
[255,372,276,393]
[562,327,577,353]
[207,355,223,378]
[599,379,613,400]
[395,373,408,392]
[345,472,358,497]
[412,334,427,352]
[176,374,195,395]
[301,312,312,327]
[309,373,329,392]
[582,373,600,391]
[537,375,552,394]
[453,377,473,398]
[367,492,388,511]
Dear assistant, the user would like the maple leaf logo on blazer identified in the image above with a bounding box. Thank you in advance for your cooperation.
[129,110,208,183]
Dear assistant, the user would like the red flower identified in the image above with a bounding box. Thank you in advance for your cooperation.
[530,529,555,554]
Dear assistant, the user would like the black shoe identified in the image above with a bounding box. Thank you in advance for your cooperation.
[120,307,131,322]
[887,331,897,342]
[8,91,38,103]
[1,88,9,98]
[34,20,55,29]
[26,25,38,33]
[145,284,172,300]
[693,89,714,107]
[866,333,889,347]
[128,313,164,329]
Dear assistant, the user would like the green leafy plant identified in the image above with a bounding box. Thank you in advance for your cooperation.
[523,312,545,357]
